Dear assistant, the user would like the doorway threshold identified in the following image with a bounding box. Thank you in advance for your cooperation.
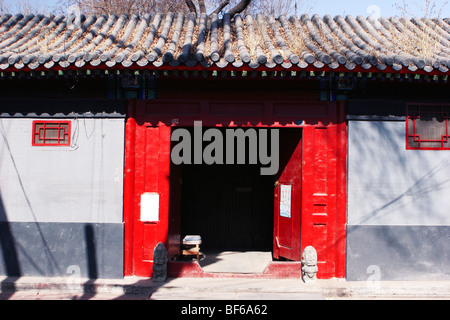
[198,250,272,274]
[168,259,302,279]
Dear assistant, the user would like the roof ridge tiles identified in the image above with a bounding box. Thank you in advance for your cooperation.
[355,16,396,66]
[59,15,98,62]
[0,14,40,51]
[411,17,450,56]
[375,16,410,66]
[130,13,162,62]
[6,14,51,52]
[101,13,139,62]
[308,14,345,64]
[244,15,267,64]
[223,13,235,63]
[116,13,151,64]
[334,15,379,65]
[97,14,128,61]
[268,15,298,64]
[67,14,108,63]
[389,16,427,68]
[0,14,13,29]
[256,14,284,64]
[40,16,79,62]
[209,13,220,62]
[346,15,382,52]
[234,14,251,63]
[322,15,363,65]
[162,12,185,63]
[20,15,64,65]
[148,12,174,62]
[176,12,195,63]
[84,15,118,61]
[289,15,331,64]
[4,16,54,64]
[0,14,27,42]
[194,13,208,62]
[403,17,446,63]
[280,15,314,64]
[0,13,448,74]
[347,15,399,66]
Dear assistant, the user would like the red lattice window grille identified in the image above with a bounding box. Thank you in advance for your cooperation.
[32,121,71,146]
[406,104,450,150]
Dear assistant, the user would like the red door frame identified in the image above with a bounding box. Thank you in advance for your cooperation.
[273,129,303,261]
[124,98,347,279]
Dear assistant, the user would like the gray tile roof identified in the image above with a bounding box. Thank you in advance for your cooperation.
[1,12,450,74]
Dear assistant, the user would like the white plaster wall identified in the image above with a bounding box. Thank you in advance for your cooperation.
[0,118,124,223]
[348,120,450,226]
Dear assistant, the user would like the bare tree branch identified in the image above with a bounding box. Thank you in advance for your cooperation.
[212,0,230,14]
[64,0,188,15]
[198,0,207,14]
[61,0,255,17]
[0,0,10,13]
[226,0,252,17]
[185,0,197,14]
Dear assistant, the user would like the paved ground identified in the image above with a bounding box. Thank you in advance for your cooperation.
[1,276,450,300]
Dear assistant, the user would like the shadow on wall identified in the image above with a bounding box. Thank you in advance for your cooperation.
[0,119,24,298]
[0,195,20,299]
[0,117,126,282]
[0,197,20,277]
[348,120,450,225]
[0,119,99,297]
[346,120,450,280]
[0,199,105,298]
[85,224,98,279]
[0,119,61,277]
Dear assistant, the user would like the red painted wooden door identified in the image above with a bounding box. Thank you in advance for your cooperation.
[127,122,171,277]
[273,129,302,261]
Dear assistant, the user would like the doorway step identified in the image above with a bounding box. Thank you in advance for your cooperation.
[198,251,272,274]
[168,251,303,278]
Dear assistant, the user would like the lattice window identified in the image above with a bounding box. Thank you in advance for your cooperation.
[32,121,71,146]
[406,104,450,150]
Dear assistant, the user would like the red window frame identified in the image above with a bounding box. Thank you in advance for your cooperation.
[32,120,71,146]
[406,104,450,150]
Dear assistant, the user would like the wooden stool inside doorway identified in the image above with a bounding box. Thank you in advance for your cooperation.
[182,235,202,260]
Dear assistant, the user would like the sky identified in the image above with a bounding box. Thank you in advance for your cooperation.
[311,0,450,17]
[3,0,450,18]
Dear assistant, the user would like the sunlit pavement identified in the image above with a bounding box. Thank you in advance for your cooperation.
[1,276,450,300]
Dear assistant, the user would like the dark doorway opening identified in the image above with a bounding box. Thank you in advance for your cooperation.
[180,162,274,251]
[169,127,303,262]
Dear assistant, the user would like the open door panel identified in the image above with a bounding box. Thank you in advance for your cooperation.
[273,129,302,261]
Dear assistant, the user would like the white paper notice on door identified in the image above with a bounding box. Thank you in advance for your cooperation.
[140,192,159,222]
[280,184,292,218]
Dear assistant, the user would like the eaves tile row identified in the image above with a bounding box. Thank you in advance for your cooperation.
[1,12,450,74]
